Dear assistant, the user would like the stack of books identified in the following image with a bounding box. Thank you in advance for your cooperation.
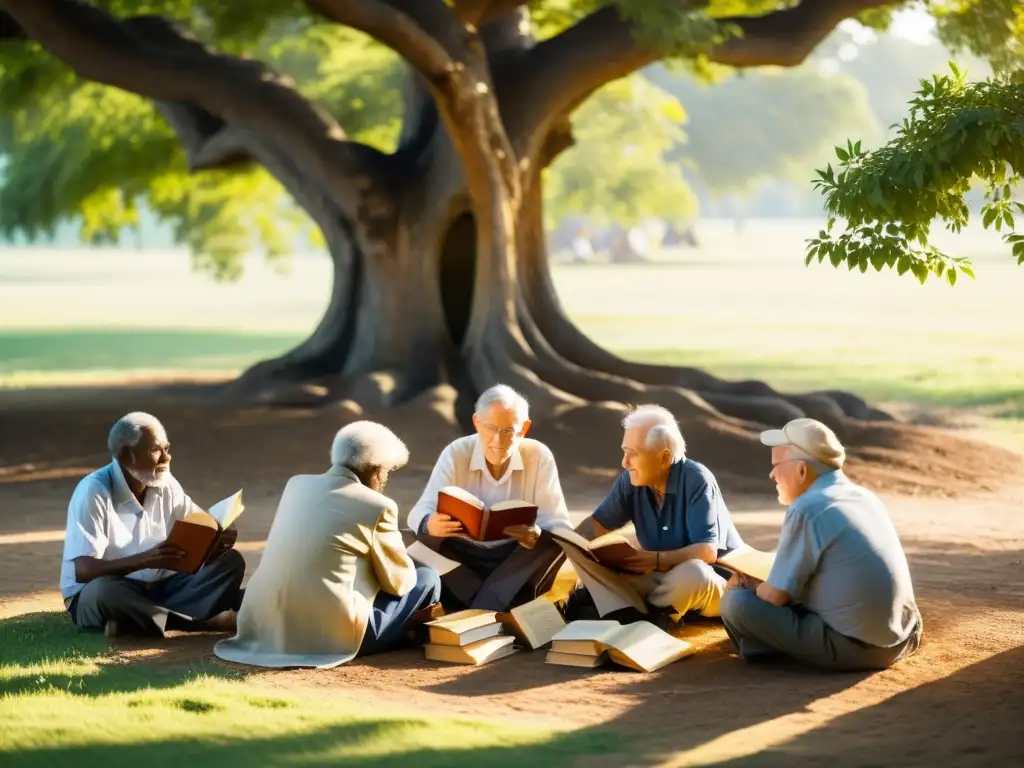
[422,609,517,665]
[545,620,694,672]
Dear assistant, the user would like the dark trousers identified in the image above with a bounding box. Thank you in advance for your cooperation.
[721,588,923,671]
[359,567,443,656]
[418,531,565,612]
[69,549,246,637]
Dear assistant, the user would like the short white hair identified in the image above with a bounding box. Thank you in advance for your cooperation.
[622,404,686,462]
[108,412,166,457]
[330,421,410,473]
[474,384,529,425]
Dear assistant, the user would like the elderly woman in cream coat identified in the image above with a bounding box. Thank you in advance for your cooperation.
[214,421,441,668]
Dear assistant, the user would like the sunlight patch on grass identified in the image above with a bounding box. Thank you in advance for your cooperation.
[0,612,620,767]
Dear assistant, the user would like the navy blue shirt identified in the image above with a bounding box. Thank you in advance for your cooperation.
[592,459,743,556]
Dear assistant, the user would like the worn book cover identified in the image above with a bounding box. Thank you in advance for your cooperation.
[437,486,538,541]
[164,490,244,574]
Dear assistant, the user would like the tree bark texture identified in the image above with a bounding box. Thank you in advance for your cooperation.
[1,0,894,440]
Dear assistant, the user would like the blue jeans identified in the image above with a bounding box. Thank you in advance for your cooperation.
[359,567,442,657]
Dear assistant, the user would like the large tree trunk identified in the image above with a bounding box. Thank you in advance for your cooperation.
[230,9,888,440]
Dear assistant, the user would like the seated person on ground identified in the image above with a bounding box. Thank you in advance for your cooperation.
[61,412,244,638]
[565,404,743,622]
[214,421,441,668]
[720,418,923,671]
[407,384,571,612]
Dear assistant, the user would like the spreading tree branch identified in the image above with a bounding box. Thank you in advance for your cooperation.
[154,102,252,172]
[0,0,388,201]
[519,0,895,141]
[305,0,456,82]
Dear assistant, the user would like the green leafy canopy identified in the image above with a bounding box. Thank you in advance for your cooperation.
[807,0,1024,282]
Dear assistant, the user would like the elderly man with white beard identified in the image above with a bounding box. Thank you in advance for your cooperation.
[60,412,245,638]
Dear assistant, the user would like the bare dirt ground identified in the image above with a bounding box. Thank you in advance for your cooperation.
[1,383,1022,766]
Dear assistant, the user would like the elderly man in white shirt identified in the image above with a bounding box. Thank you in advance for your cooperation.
[408,384,571,612]
[61,412,245,638]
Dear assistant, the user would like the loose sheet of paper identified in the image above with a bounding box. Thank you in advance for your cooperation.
[407,541,461,575]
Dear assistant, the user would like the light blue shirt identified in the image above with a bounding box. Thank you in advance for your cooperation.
[767,470,920,648]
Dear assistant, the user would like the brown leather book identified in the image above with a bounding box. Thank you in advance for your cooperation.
[551,528,640,571]
[163,491,244,574]
[436,486,538,542]
[164,518,223,574]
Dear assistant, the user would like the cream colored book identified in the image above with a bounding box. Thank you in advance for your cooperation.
[550,620,624,656]
[545,650,607,668]
[428,621,505,647]
[716,545,776,582]
[424,609,498,635]
[500,597,567,650]
[550,620,694,673]
[424,634,517,665]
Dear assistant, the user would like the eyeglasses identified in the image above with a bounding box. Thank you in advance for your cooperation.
[481,423,519,440]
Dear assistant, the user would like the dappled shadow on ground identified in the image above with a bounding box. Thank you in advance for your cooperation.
[716,644,1024,767]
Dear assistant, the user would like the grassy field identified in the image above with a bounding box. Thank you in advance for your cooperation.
[0,612,616,767]
[2,219,1022,419]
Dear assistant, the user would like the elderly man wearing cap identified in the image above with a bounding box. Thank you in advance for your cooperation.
[720,418,923,671]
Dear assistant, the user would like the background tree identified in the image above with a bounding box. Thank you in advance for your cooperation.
[0,0,951,445]
[807,0,1023,283]
[542,74,696,234]
[649,63,882,227]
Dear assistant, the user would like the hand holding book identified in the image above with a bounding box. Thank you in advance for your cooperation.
[503,524,541,549]
[425,512,467,538]
[621,550,659,575]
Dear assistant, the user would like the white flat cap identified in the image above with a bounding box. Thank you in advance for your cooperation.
[760,417,845,469]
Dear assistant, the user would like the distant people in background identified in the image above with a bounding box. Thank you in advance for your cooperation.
[215,422,441,668]
[571,230,594,263]
[61,412,244,638]
[409,385,571,612]
[564,405,743,623]
[721,418,923,671]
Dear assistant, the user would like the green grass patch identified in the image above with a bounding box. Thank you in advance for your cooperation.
[0,329,304,386]
[1,612,620,768]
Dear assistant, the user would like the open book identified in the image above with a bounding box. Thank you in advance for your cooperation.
[716,545,776,582]
[164,490,244,574]
[548,620,694,673]
[438,485,538,542]
[551,527,639,571]
[498,597,567,650]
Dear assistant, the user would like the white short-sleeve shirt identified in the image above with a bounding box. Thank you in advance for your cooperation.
[60,461,200,602]
[406,435,571,548]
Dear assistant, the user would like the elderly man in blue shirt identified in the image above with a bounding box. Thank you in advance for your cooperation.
[720,418,923,671]
[565,404,743,622]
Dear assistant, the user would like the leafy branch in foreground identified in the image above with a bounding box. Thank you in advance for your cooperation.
[806,64,1023,285]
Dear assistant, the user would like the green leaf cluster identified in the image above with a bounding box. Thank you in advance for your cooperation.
[0,6,399,281]
[807,65,1024,282]
[543,75,697,229]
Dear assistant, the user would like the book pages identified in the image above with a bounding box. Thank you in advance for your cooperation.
[407,541,461,576]
[559,545,649,616]
[717,545,776,582]
[207,490,245,529]
[509,598,567,649]
[605,621,694,673]
[425,609,497,635]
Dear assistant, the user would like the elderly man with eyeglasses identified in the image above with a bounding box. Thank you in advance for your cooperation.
[408,384,571,612]
[720,418,923,671]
